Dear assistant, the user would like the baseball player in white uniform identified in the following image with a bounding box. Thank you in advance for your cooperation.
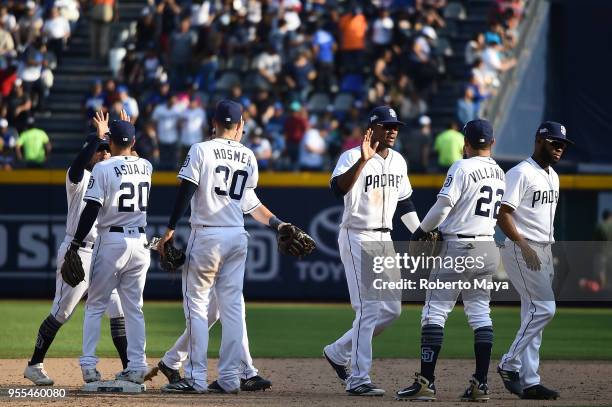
[67,116,156,384]
[496,121,571,400]
[24,112,127,386]
[157,291,271,391]
[156,100,294,394]
[396,119,504,401]
[323,106,421,396]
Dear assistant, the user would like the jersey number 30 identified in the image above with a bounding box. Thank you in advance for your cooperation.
[214,165,249,200]
[475,185,504,218]
[118,182,150,212]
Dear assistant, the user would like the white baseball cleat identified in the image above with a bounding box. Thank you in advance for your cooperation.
[115,366,159,384]
[81,367,102,383]
[24,363,54,386]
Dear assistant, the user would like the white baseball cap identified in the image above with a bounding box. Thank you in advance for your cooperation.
[0,118,8,128]
[422,26,437,40]
[419,115,431,126]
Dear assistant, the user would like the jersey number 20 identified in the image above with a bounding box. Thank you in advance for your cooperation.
[214,165,248,200]
[118,182,150,212]
[474,186,504,218]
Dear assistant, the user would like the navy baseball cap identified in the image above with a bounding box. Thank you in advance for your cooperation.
[536,121,573,144]
[463,119,494,146]
[98,141,110,152]
[109,120,135,145]
[214,100,243,124]
[368,106,405,126]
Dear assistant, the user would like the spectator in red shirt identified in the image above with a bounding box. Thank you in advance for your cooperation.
[0,59,16,101]
[283,100,308,168]
[341,126,362,152]
[102,78,119,108]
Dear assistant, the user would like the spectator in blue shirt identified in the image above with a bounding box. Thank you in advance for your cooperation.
[246,127,272,170]
[312,22,336,92]
[286,51,317,102]
[83,79,105,120]
[457,86,477,126]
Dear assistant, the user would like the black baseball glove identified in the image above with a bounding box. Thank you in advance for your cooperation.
[159,241,186,272]
[61,242,85,287]
[277,224,316,257]
[409,228,443,258]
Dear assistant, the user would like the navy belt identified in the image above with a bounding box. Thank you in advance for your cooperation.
[80,241,94,249]
[373,228,391,233]
[456,234,493,239]
[109,226,145,233]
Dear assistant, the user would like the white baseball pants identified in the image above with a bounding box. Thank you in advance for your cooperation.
[80,228,150,371]
[499,241,556,389]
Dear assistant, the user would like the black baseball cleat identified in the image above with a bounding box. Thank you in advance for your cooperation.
[240,375,272,391]
[208,380,239,394]
[161,378,204,394]
[323,348,349,382]
[521,384,560,400]
[460,376,490,402]
[396,373,436,401]
[497,366,523,397]
[158,360,182,384]
[347,382,385,396]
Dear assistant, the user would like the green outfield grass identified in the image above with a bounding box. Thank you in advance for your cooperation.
[1,301,611,360]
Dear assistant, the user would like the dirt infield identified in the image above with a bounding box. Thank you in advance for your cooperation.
[1,358,611,406]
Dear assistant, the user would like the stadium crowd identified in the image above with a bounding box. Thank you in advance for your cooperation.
[0,0,78,168]
[0,0,525,171]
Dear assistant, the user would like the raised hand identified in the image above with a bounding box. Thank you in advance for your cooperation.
[120,109,131,123]
[361,128,379,162]
[93,111,109,139]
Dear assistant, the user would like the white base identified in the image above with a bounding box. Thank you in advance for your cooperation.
[82,380,146,393]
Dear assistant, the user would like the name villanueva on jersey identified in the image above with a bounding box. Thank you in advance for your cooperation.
[369,252,510,292]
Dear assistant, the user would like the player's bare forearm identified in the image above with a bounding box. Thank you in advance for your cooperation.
[335,158,367,194]
[250,204,275,226]
[498,204,541,270]
[497,205,528,246]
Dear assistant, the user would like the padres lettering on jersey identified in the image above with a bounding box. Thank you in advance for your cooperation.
[179,138,260,227]
[84,156,153,229]
[438,156,505,238]
[332,147,412,230]
[501,157,559,242]
[65,170,97,243]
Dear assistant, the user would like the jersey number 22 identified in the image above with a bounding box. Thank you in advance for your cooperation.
[475,185,504,218]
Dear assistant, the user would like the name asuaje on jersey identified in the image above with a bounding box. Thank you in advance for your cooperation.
[112,162,151,177]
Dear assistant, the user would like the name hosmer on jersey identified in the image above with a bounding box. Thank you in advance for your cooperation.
[112,162,152,177]
[531,190,558,208]
[213,148,254,167]
[364,173,404,192]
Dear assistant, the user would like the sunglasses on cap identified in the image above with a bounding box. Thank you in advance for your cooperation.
[544,138,567,150]
[376,123,400,131]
